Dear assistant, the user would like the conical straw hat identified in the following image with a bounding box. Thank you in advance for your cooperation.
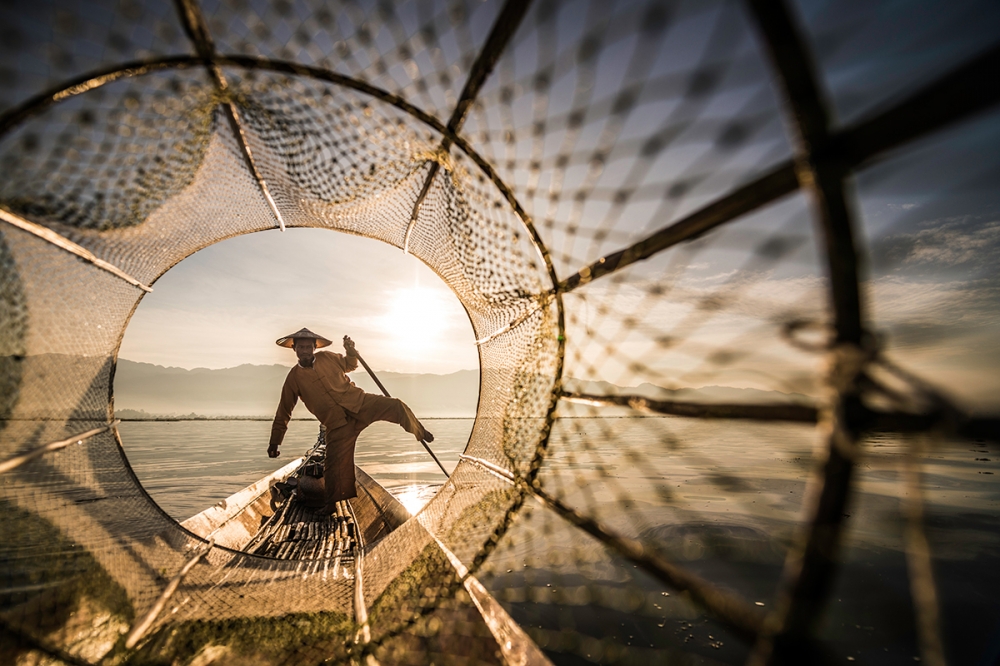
[276,328,333,348]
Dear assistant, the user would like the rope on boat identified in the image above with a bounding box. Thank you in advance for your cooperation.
[243,487,299,555]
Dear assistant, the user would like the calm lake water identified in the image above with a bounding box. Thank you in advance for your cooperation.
[118,416,1000,665]
[119,418,473,521]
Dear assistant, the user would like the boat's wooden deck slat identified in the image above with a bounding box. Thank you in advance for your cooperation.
[248,496,357,561]
[216,435,406,564]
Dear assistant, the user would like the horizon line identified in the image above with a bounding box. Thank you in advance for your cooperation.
[117,357,481,374]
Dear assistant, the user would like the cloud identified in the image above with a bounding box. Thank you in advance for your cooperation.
[118,229,479,373]
[871,215,1000,275]
[118,224,1000,407]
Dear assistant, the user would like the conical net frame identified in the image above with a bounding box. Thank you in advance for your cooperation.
[1,0,998,664]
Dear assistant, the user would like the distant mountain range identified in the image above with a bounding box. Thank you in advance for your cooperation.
[114,359,481,418]
[113,359,814,420]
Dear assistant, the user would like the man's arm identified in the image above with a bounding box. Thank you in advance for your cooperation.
[268,375,298,458]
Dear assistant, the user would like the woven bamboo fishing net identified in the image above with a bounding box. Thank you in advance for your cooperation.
[2,0,999,664]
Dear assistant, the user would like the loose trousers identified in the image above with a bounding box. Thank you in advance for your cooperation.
[323,393,425,505]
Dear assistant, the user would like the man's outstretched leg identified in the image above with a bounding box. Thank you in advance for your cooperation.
[353,394,433,442]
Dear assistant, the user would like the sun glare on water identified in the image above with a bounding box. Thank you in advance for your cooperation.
[392,484,441,515]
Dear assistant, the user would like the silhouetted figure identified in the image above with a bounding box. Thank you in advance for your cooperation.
[268,328,432,513]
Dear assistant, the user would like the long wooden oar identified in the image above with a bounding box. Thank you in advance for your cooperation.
[348,340,450,477]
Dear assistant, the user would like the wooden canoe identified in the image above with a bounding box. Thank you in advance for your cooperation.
[181,436,410,558]
[178,430,551,665]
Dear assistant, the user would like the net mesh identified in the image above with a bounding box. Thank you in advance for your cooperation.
[1,0,999,664]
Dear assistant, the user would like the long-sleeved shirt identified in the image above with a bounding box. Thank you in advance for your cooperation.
[269,351,365,449]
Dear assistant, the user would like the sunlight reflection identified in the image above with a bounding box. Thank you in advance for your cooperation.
[391,483,441,516]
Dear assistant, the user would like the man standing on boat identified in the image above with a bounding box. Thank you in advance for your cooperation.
[267,327,433,514]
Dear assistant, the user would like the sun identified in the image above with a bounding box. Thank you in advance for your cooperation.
[379,286,458,355]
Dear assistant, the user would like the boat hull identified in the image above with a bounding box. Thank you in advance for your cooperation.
[181,461,410,554]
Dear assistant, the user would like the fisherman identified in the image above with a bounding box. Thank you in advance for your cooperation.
[267,328,433,514]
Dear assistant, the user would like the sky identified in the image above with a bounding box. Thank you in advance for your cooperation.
[118,229,480,374]
[86,0,1000,412]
